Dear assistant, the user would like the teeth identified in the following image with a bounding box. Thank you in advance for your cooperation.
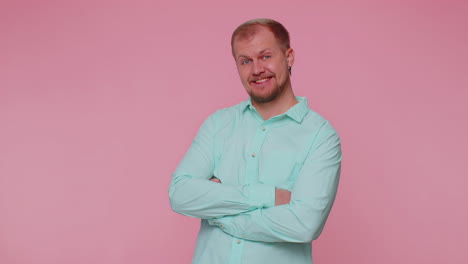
[255,78,269,83]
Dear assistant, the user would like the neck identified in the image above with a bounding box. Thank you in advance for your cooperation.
[252,87,298,120]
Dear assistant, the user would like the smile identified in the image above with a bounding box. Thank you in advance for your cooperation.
[253,77,272,84]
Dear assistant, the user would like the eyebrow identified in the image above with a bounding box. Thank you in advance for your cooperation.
[258,49,272,54]
[236,49,272,60]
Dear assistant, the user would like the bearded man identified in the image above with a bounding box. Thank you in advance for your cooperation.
[169,18,342,264]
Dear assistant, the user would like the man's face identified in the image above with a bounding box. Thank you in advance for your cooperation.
[232,26,294,104]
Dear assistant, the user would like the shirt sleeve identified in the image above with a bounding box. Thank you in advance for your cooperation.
[169,111,276,220]
[208,128,342,243]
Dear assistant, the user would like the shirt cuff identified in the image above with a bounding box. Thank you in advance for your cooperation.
[208,217,236,235]
[208,218,230,229]
[247,183,275,208]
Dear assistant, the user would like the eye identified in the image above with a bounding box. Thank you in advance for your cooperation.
[263,55,271,59]
[241,59,251,65]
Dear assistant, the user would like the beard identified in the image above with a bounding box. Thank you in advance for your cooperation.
[249,88,280,103]
[247,81,285,104]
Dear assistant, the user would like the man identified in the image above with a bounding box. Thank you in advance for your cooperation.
[169,18,342,264]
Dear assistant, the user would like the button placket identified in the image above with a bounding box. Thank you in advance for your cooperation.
[228,236,245,264]
[244,124,268,185]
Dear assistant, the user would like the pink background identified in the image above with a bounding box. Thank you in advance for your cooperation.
[1,0,467,263]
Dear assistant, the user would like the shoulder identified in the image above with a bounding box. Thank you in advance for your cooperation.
[303,108,338,134]
[202,101,247,132]
[299,108,341,150]
[299,110,342,159]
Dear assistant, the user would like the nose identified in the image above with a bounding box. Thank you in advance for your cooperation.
[252,60,265,75]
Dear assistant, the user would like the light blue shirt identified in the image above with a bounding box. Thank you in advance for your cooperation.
[169,97,342,264]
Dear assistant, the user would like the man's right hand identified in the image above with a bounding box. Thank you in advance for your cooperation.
[275,188,291,206]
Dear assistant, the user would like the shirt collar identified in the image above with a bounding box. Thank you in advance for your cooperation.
[242,96,310,123]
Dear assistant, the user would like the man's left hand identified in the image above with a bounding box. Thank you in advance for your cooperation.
[210,176,221,183]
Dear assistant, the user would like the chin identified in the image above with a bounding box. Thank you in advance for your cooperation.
[250,92,279,104]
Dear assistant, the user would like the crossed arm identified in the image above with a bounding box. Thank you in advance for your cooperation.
[169,113,341,243]
[169,113,282,219]
[168,153,291,219]
[210,176,292,206]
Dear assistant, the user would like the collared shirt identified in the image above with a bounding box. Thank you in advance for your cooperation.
[169,97,342,264]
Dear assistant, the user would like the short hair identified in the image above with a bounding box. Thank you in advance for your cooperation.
[231,18,290,56]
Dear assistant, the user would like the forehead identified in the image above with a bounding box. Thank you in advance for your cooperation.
[233,26,282,57]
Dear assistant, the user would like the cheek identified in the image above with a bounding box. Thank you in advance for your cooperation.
[266,61,281,72]
[238,69,250,81]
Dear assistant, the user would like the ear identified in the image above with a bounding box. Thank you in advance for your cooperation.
[285,48,295,67]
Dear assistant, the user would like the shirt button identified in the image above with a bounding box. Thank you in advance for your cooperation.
[261,127,266,131]
[220,225,225,229]
[251,153,256,157]
[236,239,241,244]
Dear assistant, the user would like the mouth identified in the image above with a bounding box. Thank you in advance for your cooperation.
[251,77,272,85]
